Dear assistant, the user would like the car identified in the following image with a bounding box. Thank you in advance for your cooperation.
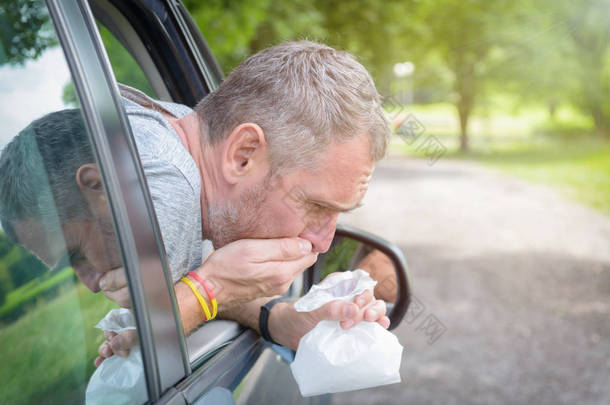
[0,0,411,404]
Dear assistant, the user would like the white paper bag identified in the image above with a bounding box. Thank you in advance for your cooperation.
[290,270,403,397]
[86,308,147,405]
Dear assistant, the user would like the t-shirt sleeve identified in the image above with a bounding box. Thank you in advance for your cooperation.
[140,154,200,282]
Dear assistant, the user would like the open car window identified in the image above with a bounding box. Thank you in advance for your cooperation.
[87,0,250,368]
[0,1,148,403]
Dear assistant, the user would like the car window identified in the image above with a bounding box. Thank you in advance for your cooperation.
[0,1,147,404]
[87,0,249,369]
[96,22,157,99]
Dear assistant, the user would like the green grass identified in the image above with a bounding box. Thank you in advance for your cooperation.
[389,102,610,215]
[456,139,610,215]
[0,267,75,320]
[0,281,117,404]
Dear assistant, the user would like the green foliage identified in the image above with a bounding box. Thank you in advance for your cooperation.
[558,0,610,135]
[393,102,610,215]
[0,262,12,306]
[184,0,271,73]
[248,0,327,55]
[0,0,58,66]
[0,267,75,323]
[62,81,78,107]
[0,282,116,404]
[321,238,360,279]
[0,232,47,289]
[464,138,610,215]
[97,23,157,97]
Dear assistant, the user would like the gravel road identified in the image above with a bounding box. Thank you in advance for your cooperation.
[333,157,610,405]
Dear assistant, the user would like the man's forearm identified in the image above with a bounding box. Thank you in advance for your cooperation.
[175,281,207,334]
[218,296,278,333]
[176,279,277,336]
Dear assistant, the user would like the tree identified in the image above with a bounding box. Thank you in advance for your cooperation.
[405,0,528,151]
[0,262,11,306]
[0,0,58,66]
[183,0,272,73]
[558,0,610,136]
[0,233,46,290]
[311,0,417,94]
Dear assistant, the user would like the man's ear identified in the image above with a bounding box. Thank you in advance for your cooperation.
[76,164,106,207]
[222,123,269,184]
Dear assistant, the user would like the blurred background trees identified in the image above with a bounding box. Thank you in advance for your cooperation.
[186,0,610,151]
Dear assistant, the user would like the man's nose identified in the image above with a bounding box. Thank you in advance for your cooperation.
[300,213,338,253]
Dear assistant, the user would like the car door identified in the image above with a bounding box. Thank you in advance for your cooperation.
[0,0,182,403]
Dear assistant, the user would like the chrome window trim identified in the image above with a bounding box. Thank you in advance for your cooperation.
[46,0,190,399]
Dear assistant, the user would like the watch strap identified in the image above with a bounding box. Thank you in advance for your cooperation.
[259,297,289,345]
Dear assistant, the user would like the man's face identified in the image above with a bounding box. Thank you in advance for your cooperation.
[14,216,122,293]
[208,134,374,253]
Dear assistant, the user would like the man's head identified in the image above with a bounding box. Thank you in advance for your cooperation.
[0,109,121,292]
[194,41,390,252]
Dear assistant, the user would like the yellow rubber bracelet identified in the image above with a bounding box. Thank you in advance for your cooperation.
[211,297,218,319]
[187,272,217,320]
[180,277,212,322]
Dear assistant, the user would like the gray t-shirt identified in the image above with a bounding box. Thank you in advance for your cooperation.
[120,85,203,282]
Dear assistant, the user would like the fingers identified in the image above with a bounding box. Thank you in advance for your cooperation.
[98,330,138,360]
[354,289,373,308]
[103,287,131,308]
[98,341,113,359]
[99,268,126,291]
[312,300,360,326]
[100,268,132,308]
[108,329,138,358]
[279,252,319,279]
[94,356,105,368]
[259,252,318,296]
[378,316,391,329]
[313,296,387,330]
[237,237,313,262]
[363,299,387,322]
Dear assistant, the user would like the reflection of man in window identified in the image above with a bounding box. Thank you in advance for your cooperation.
[0,109,123,295]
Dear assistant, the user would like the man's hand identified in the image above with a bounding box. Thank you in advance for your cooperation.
[94,329,138,367]
[196,237,318,312]
[99,268,131,308]
[267,289,390,351]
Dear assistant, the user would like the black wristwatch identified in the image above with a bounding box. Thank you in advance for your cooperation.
[259,297,289,345]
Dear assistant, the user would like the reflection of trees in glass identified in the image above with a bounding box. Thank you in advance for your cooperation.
[97,23,157,97]
[0,232,46,305]
[0,0,57,66]
[62,23,157,106]
[321,238,359,279]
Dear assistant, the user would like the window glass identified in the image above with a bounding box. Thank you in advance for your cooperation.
[0,1,147,404]
[89,2,241,368]
[96,22,157,98]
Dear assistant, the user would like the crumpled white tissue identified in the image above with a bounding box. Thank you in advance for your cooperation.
[290,270,403,397]
[86,308,147,405]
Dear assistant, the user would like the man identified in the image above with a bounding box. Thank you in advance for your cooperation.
[101,40,392,353]
[1,40,391,362]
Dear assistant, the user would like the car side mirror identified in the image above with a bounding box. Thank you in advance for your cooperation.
[305,224,412,330]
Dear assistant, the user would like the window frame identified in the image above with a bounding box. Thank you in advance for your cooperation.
[86,0,263,370]
[45,0,190,400]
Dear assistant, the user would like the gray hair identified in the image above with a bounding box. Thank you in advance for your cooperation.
[195,40,390,173]
[0,109,93,241]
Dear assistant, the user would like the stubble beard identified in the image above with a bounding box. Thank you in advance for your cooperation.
[205,180,270,249]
